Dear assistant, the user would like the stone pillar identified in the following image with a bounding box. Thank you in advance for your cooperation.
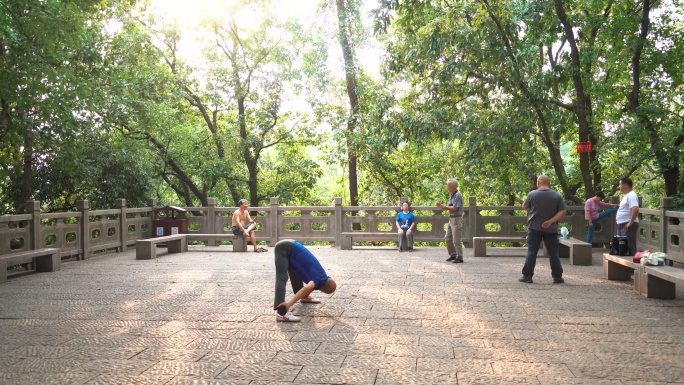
[25,200,41,251]
[76,200,89,260]
[660,197,673,253]
[116,199,126,252]
[207,198,217,246]
[270,197,279,246]
[334,197,343,248]
[146,198,156,239]
[467,196,477,248]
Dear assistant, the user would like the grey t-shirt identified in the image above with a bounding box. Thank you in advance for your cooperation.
[523,188,566,233]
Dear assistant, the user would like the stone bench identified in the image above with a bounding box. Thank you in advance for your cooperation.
[136,234,187,260]
[185,233,247,252]
[636,252,684,299]
[603,252,640,292]
[543,237,592,265]
[472,237,527,257]
[340,232,395,250]
[1,248,61,283]
[340,231,449,250]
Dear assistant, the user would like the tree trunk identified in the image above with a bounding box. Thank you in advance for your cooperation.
[335,0,360,208]
[21,130,34,210]
[553,0,594,197]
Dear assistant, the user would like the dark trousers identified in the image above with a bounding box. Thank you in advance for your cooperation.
[617,222,639,256]
[522,229,563,278]
[274,240,303,310]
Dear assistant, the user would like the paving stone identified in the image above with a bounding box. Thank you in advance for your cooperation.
[342,355,416,371]
[198,350,276,364]
[215,363,301,381]
[9,345,73,358]
[315,342,385,355]
[270,352,345,367]
[142,360,227,377]
[417,357,494,374]
[10,357,82,373]
[77,359,158,375]
[291,330,356,343]
[185,338,254,350]
[385,343,454,358]
[68,347,145,360]
[83,374,174,385]
[568,363,663,382]
[250,340,320,353]
[165,377,250,385]
[355,333,418,345]
[491,361,574,377]
[1,247,683,384]
[455,372,542,384]
[294,365,377,384]
[375,369,459,384]
[132,347,210,361]
[126,336,199,348]
[0,372,96,385]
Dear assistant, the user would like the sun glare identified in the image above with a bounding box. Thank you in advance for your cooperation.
[148,0,319,28]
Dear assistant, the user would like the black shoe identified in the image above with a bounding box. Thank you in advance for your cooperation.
[518,275,533,283]
[446,256,456,262]
[553,277,564,284]
[452,258,463,264]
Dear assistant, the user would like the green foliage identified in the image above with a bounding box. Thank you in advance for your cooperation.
[370,0,683,204]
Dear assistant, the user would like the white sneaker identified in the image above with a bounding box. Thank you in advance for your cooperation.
[301,296,321,304]
[276,312,301,322]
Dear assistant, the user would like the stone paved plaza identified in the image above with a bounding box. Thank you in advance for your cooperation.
[1,245,683,385]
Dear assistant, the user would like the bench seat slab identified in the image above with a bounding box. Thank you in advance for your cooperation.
[1,248,61,283]
[603,253,637,281]
[472,237,527,257]
[340,232,396,251]
[186,234,247,252]
[638,265,684,299]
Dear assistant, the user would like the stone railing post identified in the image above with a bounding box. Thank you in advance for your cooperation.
[116,199,126,252]
[76,200,89,260]
[660,197,673,253]
[25,200,41,251]
[468,196,477,248]
[334,197,343,247]
[207,198,217,246]
[270,197,279,246]
[147,198,156,239]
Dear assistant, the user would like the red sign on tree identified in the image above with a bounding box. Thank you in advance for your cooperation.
[576,142,592,153]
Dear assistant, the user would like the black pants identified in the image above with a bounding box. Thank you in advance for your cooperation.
[273,240,303,310]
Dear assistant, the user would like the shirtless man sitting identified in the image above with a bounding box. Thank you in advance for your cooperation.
[231,199,267,252]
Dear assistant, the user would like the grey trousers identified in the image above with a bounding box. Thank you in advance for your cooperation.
[445,216,463,258]
[398,230,414,250]
[274,240,303,310]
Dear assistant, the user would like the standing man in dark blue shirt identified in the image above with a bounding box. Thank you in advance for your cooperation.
[437,179,464,263]
[273,239,337,322]
[519,175,567,284]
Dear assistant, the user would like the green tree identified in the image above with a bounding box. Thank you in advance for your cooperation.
[372,0,683,203]
[0,0,139,214]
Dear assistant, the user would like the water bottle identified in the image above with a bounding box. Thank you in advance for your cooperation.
[560,227,568,240]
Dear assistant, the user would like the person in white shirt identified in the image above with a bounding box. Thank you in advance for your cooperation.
[615,177,639,256]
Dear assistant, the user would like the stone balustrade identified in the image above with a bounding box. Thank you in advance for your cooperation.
[0,196,679,260]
